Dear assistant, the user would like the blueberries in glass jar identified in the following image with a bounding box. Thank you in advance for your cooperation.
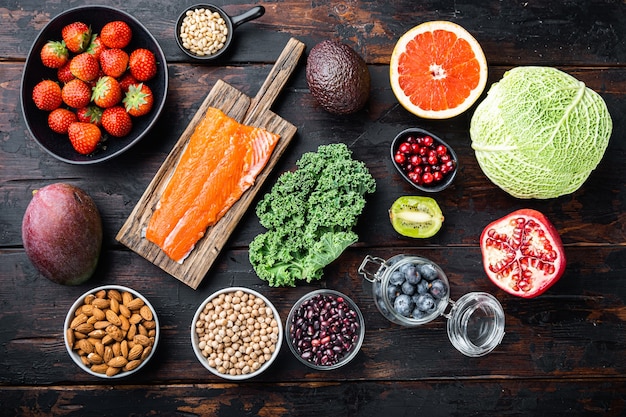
[393,294,414,317]
[418,263,439,281]
[430,279,448,299]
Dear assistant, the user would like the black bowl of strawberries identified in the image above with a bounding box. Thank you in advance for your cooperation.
[391,128,458,192]
[20,5,168,164]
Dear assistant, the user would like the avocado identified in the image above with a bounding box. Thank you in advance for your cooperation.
[306,40,370,115]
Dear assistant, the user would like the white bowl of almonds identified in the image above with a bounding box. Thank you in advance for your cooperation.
[191,287,282,380]
[64,285,159,378]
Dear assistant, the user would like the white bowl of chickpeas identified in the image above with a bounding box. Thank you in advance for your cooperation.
[191,287,282,380]
[64,285,160,378]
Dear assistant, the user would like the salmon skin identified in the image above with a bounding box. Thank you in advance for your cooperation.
[146,107,280,263]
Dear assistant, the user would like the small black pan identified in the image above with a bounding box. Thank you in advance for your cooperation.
[175,4,265,60]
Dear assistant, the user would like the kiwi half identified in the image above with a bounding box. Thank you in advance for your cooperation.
[389,196,444,238]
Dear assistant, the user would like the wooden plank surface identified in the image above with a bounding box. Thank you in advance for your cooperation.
[2,1,626,416]
[116,38,305,289]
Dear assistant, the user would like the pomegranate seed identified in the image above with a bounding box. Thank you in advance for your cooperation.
[394,133,456,188]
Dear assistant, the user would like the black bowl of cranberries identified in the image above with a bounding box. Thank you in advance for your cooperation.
[391,128,458,192]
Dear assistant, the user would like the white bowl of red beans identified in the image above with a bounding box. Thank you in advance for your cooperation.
[391,128,458,192]
[191,287,282,380]
[286,289,365,370]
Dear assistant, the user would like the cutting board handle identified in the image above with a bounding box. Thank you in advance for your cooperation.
[244,37,306,123]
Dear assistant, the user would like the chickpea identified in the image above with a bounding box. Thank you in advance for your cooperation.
[195,290,279,376]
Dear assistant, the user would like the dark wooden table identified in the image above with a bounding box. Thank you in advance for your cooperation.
[2,1,625,416]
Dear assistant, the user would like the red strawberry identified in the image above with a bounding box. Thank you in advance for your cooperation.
[57,62,75,84]
[69,53,100,82]
[61,79,91,108]
[61,22,91,53]
[128,48,157,81]
[68,122,101,154]
[91,76,122,108]
[102,106,132,137]
[123,83,153,117]
[99,48,129,78]
[86,34,107,59]
[76,105,103,126]
[40,41,69,68]
[32,80,62,111]
[100,21,132,49]
[118,73,138,92]
[47,108,77,134]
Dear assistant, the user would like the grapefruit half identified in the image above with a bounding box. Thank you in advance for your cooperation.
[390,21,488,119]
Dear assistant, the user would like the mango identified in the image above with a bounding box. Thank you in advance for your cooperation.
[21,183,102,285]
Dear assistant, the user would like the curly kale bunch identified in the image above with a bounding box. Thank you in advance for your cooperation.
[249,143,376,287]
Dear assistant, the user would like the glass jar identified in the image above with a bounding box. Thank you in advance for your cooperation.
[358,254,505,357]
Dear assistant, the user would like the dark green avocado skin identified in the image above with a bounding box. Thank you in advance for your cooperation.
[305,40,371,115]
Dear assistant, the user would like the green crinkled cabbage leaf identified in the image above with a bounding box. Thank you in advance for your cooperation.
[470,66,612,199]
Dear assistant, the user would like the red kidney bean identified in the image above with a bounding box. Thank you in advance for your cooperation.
[289,293,361,367]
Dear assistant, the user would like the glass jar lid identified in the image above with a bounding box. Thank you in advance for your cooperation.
[444,292,505,357]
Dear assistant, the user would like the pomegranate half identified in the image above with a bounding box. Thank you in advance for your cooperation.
[480,209,566,298]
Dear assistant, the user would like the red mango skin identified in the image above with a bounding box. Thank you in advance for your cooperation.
[22,183,102,285]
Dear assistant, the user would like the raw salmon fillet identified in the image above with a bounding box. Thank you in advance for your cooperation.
[145,107,280,263]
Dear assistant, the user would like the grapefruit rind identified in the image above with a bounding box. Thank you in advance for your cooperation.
[390,21,488,119]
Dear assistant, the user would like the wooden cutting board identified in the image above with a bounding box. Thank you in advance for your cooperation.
[116,37,306,289]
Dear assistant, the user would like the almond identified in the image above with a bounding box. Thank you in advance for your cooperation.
[66,328,75,348]
[121,340,129,358]
[139,305,153,321]
[129,313,143,325]
[127,344,143,361]
[74,323,94,334]
[70,313,88,329]
[103,346,114,363]
[108,356,128,368]
[95,289,106,299]
[84,293,96,305]
[106,366,121,377]
[88,329,107,339]
[123,359,142,372]
[90,363,108,374]
[87,352,104,365]
[127,324,137,341]
[92,307,106,321]
[105,310,122,327]
[134,334,151,347]
[94,320,111,330]
[110,297,120,314]
[143,320,156,330]
[91,298,110,310]
[108,289,122,302]
[140,345,152,361]
[126,297,145,311]
[119,304,131,319]
[122,291,134,306]
[119,314,131,331]
[76,339,94,354]
[95,341,105,357]
[81,304,95,316]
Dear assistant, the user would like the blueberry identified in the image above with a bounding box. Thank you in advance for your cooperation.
[386,284,400,302]
[389,271,405,286]
[416,280,430,295]
[415,293,436,313]
[405,265,421,285]
[401,281,416,296]
[393,294,414,317]
[418,263,439,281]
[429,279,448,299]
[411,308,427,320]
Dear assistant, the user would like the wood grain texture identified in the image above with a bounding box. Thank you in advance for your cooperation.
[2,1,626,415]
[116,38,305,289]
